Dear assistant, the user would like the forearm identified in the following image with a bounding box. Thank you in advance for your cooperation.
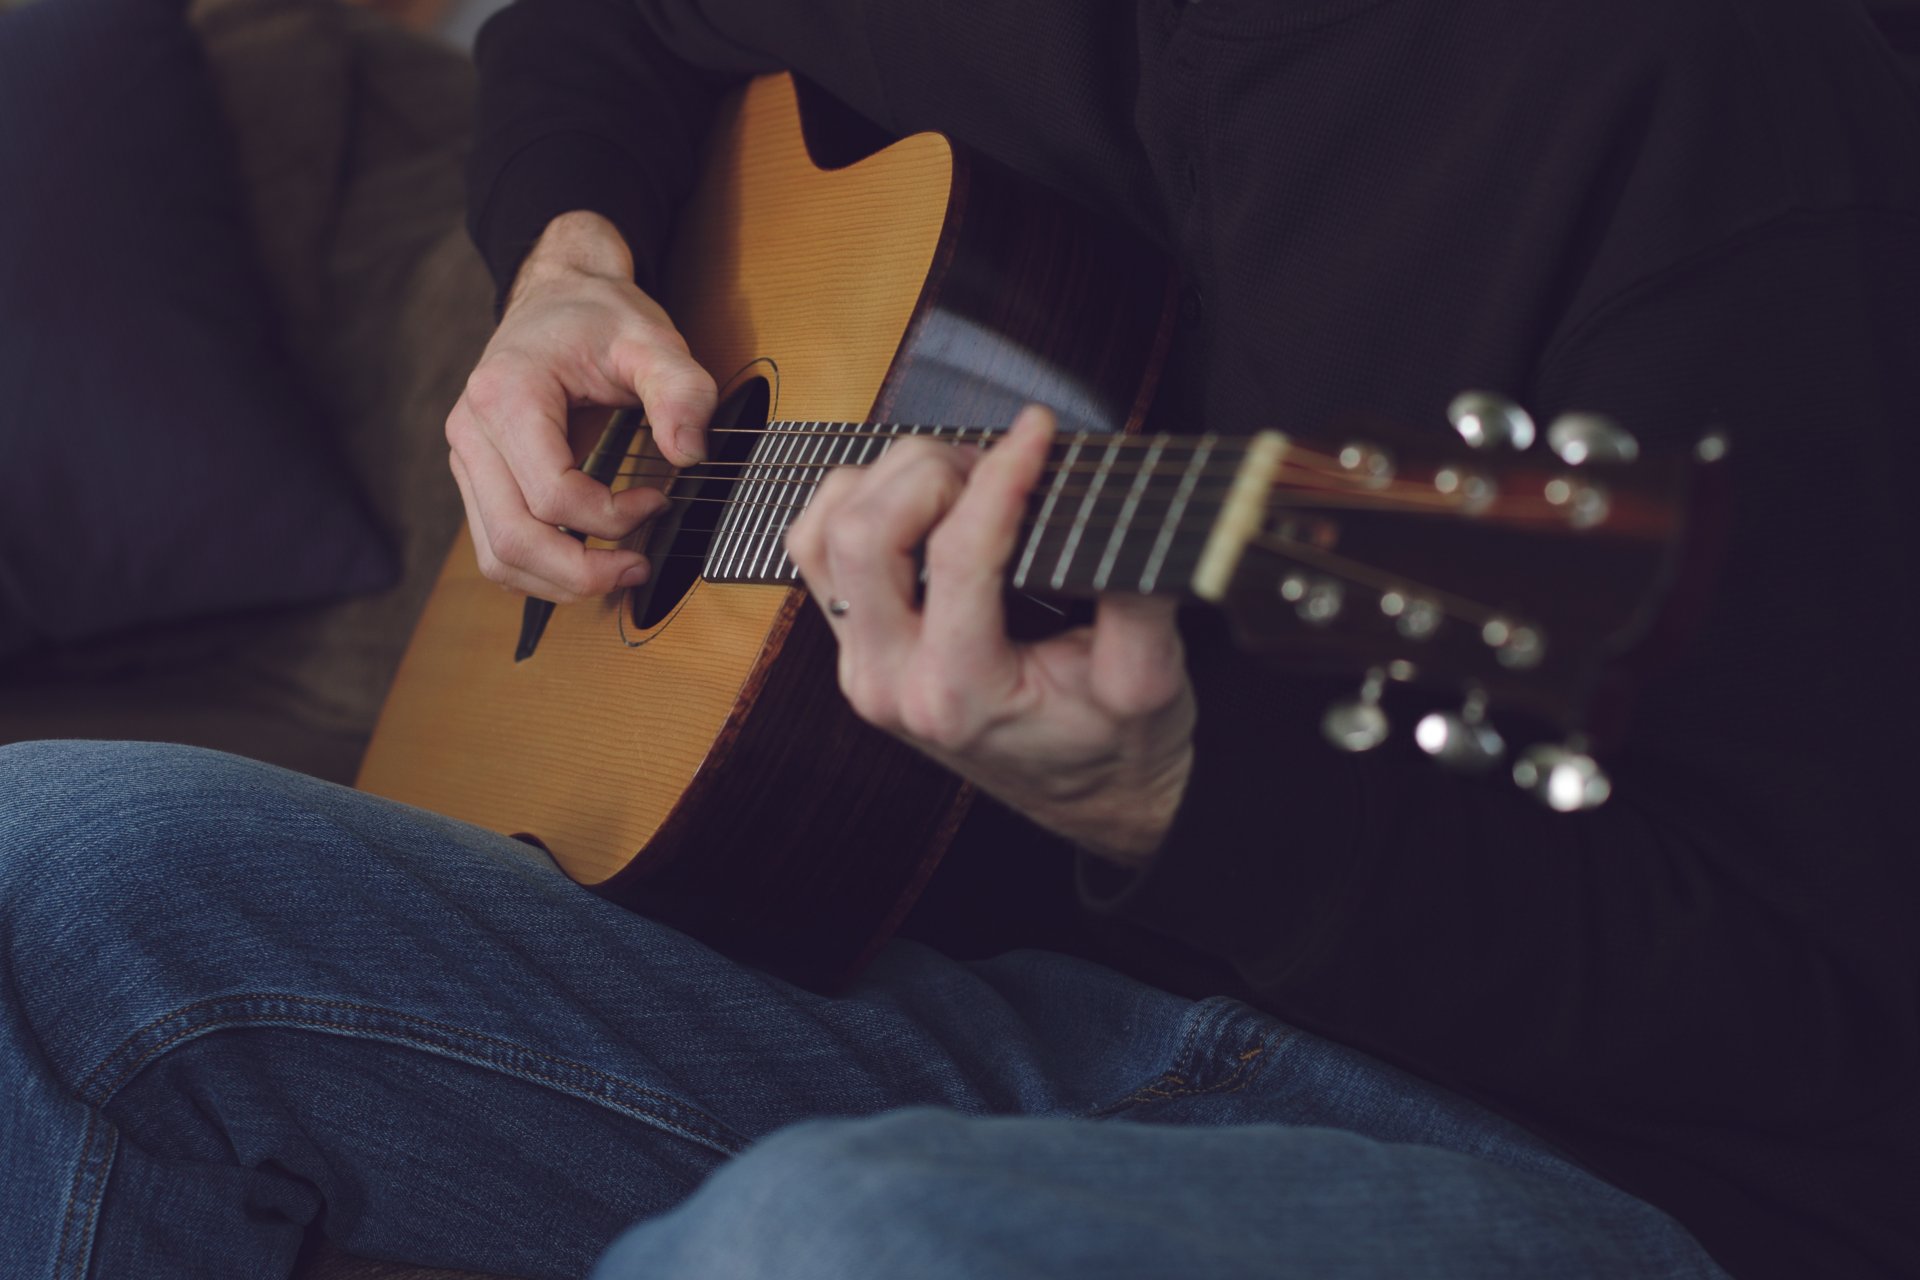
[467,0,741,301]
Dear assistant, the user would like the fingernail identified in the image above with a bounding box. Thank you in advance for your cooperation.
[677,429,706,464]
[616,563,650,589]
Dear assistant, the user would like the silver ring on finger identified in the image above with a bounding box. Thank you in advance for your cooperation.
[827,598,851,618]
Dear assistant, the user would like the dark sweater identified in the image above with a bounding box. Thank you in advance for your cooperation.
[465,2,1920,1276]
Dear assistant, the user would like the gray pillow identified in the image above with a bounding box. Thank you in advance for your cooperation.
[0,0,396,660]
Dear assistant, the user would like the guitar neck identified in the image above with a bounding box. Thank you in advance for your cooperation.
[694,420,1284,602]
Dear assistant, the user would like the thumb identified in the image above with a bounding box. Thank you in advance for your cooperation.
[1089,594,1188,717]
[613,338,718,468]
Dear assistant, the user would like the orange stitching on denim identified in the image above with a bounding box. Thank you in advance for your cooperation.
[1109,1040,1273,1108]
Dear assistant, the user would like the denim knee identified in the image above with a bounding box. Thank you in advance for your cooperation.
[594,1110,983,1280]
[0,739,271,893]
[0,741,315,992]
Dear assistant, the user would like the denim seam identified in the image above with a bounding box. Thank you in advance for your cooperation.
[74,993,752,1155]
[52,992,749,1280]
[1084,997,1288,1119]
[53,1109,116,1280]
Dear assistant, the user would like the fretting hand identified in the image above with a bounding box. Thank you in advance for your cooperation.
[785,406,1196,867]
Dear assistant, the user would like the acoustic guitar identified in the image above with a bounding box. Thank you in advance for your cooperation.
[357,74,1714,988]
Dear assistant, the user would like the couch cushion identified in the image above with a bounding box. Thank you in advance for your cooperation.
[0,0,398,661]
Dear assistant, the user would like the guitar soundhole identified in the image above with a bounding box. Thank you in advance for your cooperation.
[629,378,773,632]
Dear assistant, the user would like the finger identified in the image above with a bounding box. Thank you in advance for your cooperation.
[610,333,718,469]
[786,465,855,620]
[918,405,1056,677]
[451,448,606,598]
[456,428,651,602]
[459,357,666,541]
[1089,592,1188,716]
[824,444,975,653]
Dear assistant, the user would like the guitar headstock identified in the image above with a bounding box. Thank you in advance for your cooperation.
[1205,393,1726,811]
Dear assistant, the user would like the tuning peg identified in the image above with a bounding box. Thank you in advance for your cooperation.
[1512,740,1612,812]
[1322,668,1389,753]
[1447,392,1537,451]
[1338,441,1395,488]
[1280,573,1345,625]
[1545,413,1639,465]
[1414,689,1505,774]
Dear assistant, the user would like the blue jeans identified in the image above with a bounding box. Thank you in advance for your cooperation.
[0,741,1730,1279]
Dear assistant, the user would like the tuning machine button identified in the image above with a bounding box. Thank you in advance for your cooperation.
[1415,688,1505,774]
[1281,573,1345,625]
[1433,466,1496,515]
[1479,617,1546,670]
[1543,476,1610,529]
[1512,740,1612,811]
[1447,392,1537,451]
[1322,668,1389,753]
[1338,441,1395,489]
[1546,413,1639,465]
[1379,590,1442,641]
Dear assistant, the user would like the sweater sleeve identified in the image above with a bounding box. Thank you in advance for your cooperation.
[467,0,1165,303]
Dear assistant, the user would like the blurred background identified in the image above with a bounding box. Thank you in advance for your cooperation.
[0,0,510,789]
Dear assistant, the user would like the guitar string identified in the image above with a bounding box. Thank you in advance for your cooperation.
[592,487,1587,527]
[605,527,1519,638]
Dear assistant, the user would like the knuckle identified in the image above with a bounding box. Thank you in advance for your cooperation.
[921,520,978,578]
[784,520,820,572]
[894,677,969,749]
[838,661,899,732]
[471,540,504,581]
[826,503,886,560]
[813,467,859,504]
[522,478,568,526]
[462,361,517,418]
[553,563,602,602]
[487,523,534,569]
[444,405,474,451]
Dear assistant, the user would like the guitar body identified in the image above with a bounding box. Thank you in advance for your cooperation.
[357,75,1173,987]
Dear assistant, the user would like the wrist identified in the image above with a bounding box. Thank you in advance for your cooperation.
[507,211,635,308]
[1060,741,1193,871]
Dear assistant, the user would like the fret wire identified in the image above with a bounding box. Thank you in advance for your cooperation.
[765,421,822,576]
[1093,436,1165,592]
[1013,436,1082,592]
[728,423,779,579]
[702,451,742,580]
[1050,436,1121,591]
[777,418,845,579]
[709,430,764,578]
[752,419,814,577]
[741,420,796,580]
[1141,434,1216,594]
[756,419,820,580]
[711,420,781,577]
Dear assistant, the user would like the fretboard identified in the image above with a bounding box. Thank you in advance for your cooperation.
[699,420,1264,599]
